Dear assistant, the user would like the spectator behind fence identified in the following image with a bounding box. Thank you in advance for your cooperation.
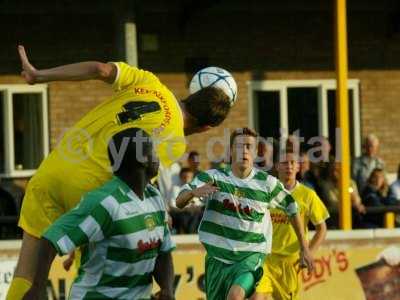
[352,134,385,193]
[297,150,318,190]
[169,167,203,234]
[0,186,19,238]
[255,140,274,172]
[361,168,395,228]
[157,162,181,206]
[210,160,227,170]
[310,136,332,163]
[297,150,310,180]
[0,179,24,239]
[319,161,368,228]
[306,136,333,199]
[388,164,400,203]
[187,151,201,176]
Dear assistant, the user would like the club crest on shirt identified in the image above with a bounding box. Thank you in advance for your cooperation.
[234,188,245,198]
[144,215,156,231]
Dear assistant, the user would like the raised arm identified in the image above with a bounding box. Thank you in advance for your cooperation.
[18,45,117,84]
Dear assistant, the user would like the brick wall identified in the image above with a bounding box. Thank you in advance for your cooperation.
[45,81,113,147]
[355,70,400,171]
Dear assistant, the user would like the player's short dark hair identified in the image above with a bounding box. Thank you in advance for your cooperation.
[367,167,385,185]
[182,86,231,127]
[188,151,199,160]
[108,127,150,175]
[229,127,258,148]
[272,137,299,164]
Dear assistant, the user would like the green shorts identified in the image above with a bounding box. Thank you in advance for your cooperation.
[205,255,264,300]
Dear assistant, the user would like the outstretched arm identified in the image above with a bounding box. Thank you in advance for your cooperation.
[176,183,218,209]
[18,45,117,84]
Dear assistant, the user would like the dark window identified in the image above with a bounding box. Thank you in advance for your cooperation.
[255,91,281,139]
[287,87,319,141]
[12,93,44,170]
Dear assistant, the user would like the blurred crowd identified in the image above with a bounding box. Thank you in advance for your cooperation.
[0,134,399,237]
[292,134,400,229]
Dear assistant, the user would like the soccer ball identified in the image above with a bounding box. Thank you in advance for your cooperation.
[189,67,238,106]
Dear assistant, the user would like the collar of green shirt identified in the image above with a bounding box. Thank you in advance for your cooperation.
[113,175,150,201]
[113,175,133,194]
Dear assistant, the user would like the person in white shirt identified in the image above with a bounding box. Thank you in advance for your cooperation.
[158,162,182,206]
[169,167,203,234]
[352,134,386,192]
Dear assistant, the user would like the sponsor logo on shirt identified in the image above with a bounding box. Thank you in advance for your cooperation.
[137,238,161,253]
[271,212,290,224]
[271,211,304,224]
[134,87,172,135]
[222,199,253,216]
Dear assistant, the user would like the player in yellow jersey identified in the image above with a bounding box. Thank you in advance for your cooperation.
[8,46,231,300]
[252,141,329,300]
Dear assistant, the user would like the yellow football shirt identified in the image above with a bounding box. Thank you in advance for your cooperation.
[269,182,329,256]
[27,62,185,213]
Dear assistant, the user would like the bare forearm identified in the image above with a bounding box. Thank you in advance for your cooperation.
[154,252,174,299]
[176,191,194,209]
[309,223,327,254]
[176,184,218,209]
[23,239,57,299]
[289,213,315,272]
[33,239,56,288]
[289,214,308,249]
[34,62,116,83]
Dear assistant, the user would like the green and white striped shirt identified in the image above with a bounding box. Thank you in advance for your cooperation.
[44,176,175,300]
[181,166,297,264]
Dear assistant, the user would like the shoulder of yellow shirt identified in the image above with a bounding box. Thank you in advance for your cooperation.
[292,182,320,205]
